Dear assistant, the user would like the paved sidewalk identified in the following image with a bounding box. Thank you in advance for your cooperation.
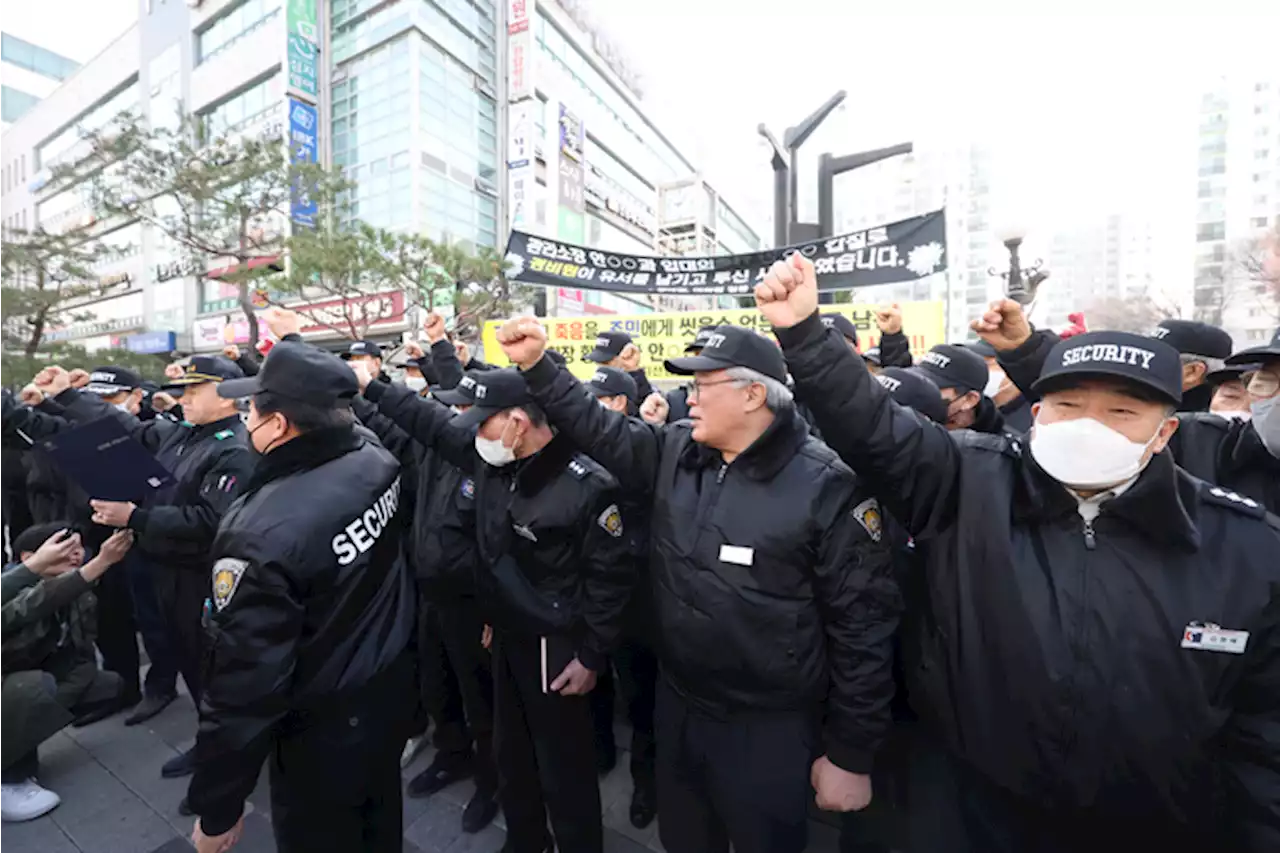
[2,691,842,852]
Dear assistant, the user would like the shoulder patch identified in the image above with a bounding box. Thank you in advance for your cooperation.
[597,503,623,538]
[214,429,235,440]
[1202,485,1265,518]
[567,459,589,480]
[459,477,475,500]
[851,498,883,542]
[211,558,249,611]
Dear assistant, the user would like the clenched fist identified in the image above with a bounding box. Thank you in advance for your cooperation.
[495,316,548,370]
[263,306,301,339]
[164,362,186,380]
[403,341,426,360]
[754,253,818,330]
[970,299,1032,352]
[19,384,44,406]
[874,304,903,336]
[811,756,873,813]
[619,343,642,372]
[68,368,91,389]
[33,366,71,397]
[222,345,241,361]
[151,391,178,412]
[350,359,373,392]
[639,392,669,425]
[423,312,448,344]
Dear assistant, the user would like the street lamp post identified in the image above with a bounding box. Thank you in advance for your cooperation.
[816,144,915,237]
[758,90,848,246]
[989,225,1050,305]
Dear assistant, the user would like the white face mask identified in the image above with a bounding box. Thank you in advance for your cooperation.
[114,402,132,413]
[1251,396,1280,458]
[404,376,427,393]
[984,369,1006,398]
[1214,409,1252,422]
[475,434,517,467]
[1030,416,1162,491]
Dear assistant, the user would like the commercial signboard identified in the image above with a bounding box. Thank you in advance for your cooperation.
[286,0,319,102]
[288,98,318,228]
[507,100,536,231]
[507,0,534,101]
[125,330,177,354]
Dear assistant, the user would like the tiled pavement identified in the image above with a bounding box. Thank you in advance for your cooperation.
[2,689,842,852]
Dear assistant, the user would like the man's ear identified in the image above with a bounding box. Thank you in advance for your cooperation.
[743,381,768,413]
[1152,415,1180,454]
[963,390,982,411]
[1031,401,1041,419]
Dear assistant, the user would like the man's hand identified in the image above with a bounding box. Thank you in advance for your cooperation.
[350,359,373,392]
[403,341,426,361]
[19,384,44,406]
[874,304,903,336]
[455,340,471,366]
[755,253,819,330]
[164,362,186,380]
[151,391,178,412]
[619,343,642,372]
[550,658,597,696]
[811,756,873,812]
[24,529,82,576]
[89,499,137,528]
[640,392,669,425]
[68,368,91,389]
[262,306,301,339]
[80,530,133,582]
[481,624,493,650]
[222,345,241,361]
[970,299,1032,352]
[193,816,244,853]
[423,312,448,344]
[33,366,71,397]
[495,316,548,370]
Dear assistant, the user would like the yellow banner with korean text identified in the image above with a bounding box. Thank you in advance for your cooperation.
[481,301,945,382]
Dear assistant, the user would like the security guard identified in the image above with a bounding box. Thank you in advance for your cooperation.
[497,318,899,853]
[915,343,1007,433]
[585,330,656,402]
[187,342,415,853]
[358,365,634,853]
[1148,318,1235,412]
[759,255,1280,852]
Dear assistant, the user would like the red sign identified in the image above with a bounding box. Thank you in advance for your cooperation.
[508,0,529,34]
[296,291,406,335]
[557,286,585,314]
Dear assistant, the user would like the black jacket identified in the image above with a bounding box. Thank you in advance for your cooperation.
[54,389,254,573]
[1180,381,1216,413]
[878,329,914,367]
[522,355,899,775]
[776,312,1280,847]
[362,379,633,671]
[188,426,415,835]
[1170,414,1280,514]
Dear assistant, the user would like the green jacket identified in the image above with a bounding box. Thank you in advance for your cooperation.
[1,562,98,673]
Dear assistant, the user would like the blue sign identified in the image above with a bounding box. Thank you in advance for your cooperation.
[287,34,318,101]
[125,331,176,354]
[288,98,318,228]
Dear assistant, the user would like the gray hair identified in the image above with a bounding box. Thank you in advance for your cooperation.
[723,366,794,412]
[1180,352,1225,373]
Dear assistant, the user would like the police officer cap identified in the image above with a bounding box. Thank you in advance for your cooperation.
[585,366,638,402]
[449,369,534,430]
[1032,331,1182,405]
[1225,326,1280,365]
[430,371,485,407]
[876,367,947,424]
[1149,319,1233,360]
[685,325,719,353]
[820,314,860,348]
[916,344,987,394]
[217,341,358,406]
[84,366,144,395]
[664,325,787,384]
[162,355,244,392]
[586,331,632,364]
[338,339,383,360]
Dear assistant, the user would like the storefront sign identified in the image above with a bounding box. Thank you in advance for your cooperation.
[296,291,406,335]
[507,1,533,102]
[44,314,145,342]
[193,315,253,348]
[288,98,318,227]
[556,287,585,314]
[508,0,532,34]
[507,101,536,230]
[98,272,133,289]
[558,104,584,162]
[153,259,202,282]
[286,0,319,102]
[125,330,177,354]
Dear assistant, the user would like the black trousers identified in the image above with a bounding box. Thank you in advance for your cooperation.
[125,553,179,698]
[436,595,497,790]
[415,588,467,752]
[153,566,209,701]
[92,555,142,697]
[493,631,602,853]
[589,638,657,785]
[655,679,815,853]
[269,658,414,853]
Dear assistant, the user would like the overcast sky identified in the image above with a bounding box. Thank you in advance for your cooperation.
[7,0,1278,242]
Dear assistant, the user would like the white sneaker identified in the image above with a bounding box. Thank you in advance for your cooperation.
[400,735,428,769]
[2,779,61,822]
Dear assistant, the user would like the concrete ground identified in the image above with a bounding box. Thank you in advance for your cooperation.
[1,690,843,852]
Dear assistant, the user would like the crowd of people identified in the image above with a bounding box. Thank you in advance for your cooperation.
[1,254,1278,853]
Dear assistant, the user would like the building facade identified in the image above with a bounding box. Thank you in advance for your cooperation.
[1,34,80,132]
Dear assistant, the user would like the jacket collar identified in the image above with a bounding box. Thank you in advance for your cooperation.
[679,405,810,481]
[972,396,1007,435]
[1013,443,1201,552]
[186,413,242,439]
[513,432,576,498]
[244,425,362,495]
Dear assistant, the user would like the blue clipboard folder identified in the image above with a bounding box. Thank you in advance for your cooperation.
[41,416,173,502]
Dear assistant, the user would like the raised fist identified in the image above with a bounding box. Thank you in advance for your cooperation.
[495,316,548,370]
[640,392,670,425]
[20,384,44,406]
[423,312,447,344]
[619,343,642,373]
[164,362,186,380]
[970,299,1032,352]
[403,341,426,361]
[151,391,178,412]
[755,253,818,330]
[874,304,903,336]
[350,359,373,392]
[454,340,471,366]
[33,366,71,397]
[68,368,91,389]
[222,345,241,361]
[262,306,301,339]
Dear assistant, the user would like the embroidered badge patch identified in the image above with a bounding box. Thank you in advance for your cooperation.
[597,504,623,538]
[212,558,249,611]
[852,498,883,542]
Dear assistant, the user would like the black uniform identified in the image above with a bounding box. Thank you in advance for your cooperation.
[1168,413,1280,514]
[776,312,1280,852]
[363,376,634,853]
[521,354,899,853]
[188,424,415,850]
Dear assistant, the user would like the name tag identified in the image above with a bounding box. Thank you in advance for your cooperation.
[1181,624,1249,654]
[719,545,754,567]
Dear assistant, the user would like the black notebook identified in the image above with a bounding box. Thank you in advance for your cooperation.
[41,416,172,503]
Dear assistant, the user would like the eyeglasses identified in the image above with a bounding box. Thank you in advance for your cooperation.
[688,378,743,398]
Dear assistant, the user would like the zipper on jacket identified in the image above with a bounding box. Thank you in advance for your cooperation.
[1082,519,1096,550]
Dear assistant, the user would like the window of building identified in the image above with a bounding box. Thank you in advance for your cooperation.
[197,0,283,64]
[199,75,284,137]
[1258,149,1271,160]
[1,33,78,81]
[36,80,139,170]
[1,85,43,124]
[1253,216,1270,228]
[1196,222,1225,242]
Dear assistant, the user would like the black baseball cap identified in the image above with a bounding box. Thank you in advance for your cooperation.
[876,367,947,424]
[85,366,143,395]
[962,339,998,359]
[586,331,633,364]
[1149,320,1233,360]
[217,341,358,406]
[162,356,244,391]
[449,369,533,430]
[430,371,485,407]
[1032,331,1182,405]
[862,347,882,367]
[820,314,860,349]
[685,325,719,353]
[1225,327,1280,365]
[1204,365,1253,387]
[916,345,988,394]
[339,340,383,360]
[664,325,787,384]
[585,367,638,402]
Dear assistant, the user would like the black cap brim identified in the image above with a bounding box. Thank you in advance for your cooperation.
[451,405,504,430]
[431,386,472,406]
[1032,368,1181,405]
[1225,346,1280,365]
[663,354,736,376]
[84,383,132,395]
[585,349,613,364]
[584,383,612,398]
[216,377,262,399]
